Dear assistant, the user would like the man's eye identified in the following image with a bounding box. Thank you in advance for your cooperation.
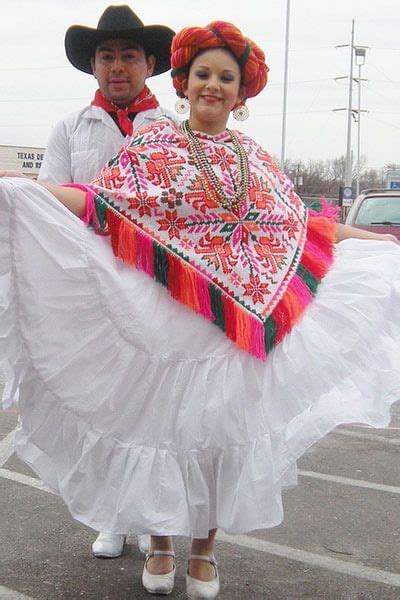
[100,54,113,61]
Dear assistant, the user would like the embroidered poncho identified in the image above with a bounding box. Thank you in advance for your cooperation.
[87,118,337,360]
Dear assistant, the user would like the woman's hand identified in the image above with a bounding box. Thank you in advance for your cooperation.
[336,223,399,244]
[0,170,29,178]
[0,170,86,217]
[380,233,399,244]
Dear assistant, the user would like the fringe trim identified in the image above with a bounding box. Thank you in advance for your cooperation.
[95,205,336,360]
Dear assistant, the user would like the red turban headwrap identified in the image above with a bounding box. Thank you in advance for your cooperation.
[170,21,269,101]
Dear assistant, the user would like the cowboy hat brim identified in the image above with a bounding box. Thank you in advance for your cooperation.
[65,24,175,76]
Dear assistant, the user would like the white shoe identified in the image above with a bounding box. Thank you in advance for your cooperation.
[186,554,220,599]
[137,534,150,554]
[92,532,126,558]
[142,550,176,595]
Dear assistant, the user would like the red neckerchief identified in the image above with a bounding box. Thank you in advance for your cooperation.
[91,87,159,136]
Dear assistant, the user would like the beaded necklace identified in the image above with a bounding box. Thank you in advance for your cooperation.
[182,119,249,211]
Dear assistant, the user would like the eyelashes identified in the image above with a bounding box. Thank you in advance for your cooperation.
[194,70,236,84]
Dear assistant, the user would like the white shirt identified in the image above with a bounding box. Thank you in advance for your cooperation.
[38,104,173,184]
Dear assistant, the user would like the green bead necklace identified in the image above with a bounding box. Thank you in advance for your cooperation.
[182,120,249,211]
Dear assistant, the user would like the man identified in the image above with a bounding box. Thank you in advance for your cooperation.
[39,4,175,183]
[38,5,175,559]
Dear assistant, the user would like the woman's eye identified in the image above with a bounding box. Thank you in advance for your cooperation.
[195,70,208,79]
[221,75,235,83]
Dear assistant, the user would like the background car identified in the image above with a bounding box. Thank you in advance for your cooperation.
[345,188,400,240]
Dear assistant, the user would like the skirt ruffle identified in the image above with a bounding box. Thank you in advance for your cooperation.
[1,177,399,537]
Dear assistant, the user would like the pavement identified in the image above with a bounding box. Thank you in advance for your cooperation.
[1,389,399,599]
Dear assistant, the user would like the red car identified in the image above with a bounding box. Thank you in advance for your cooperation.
[345,189,400,241]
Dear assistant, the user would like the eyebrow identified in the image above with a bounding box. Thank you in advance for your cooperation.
[96,43,142,52]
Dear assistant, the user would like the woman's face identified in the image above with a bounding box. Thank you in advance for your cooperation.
[183,48,244,134]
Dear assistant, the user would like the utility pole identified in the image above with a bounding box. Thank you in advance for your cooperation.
[334,20,367,207]
[280,0,291,170]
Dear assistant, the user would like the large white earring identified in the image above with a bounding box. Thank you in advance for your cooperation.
[175,97,190,114]
[233,104,249,121]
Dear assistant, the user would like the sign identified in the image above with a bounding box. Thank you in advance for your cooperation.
[385,168,400,189]
[389,180,400,190]
[342,186,353,207]
[0,144,45,177]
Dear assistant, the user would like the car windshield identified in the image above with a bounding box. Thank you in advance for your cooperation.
[355,196,400,225]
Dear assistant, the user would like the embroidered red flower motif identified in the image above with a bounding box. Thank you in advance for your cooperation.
[208,147,236,171]
[243,274,270,305]
[94,165,125,189]
[157,209,187,239]
[282,213,300,240]
[128,191,158,217]
[161,188,183,209]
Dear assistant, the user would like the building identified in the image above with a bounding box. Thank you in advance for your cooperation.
[0,144,45,179]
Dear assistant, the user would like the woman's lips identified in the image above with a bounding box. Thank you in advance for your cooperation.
[200,95,221,103]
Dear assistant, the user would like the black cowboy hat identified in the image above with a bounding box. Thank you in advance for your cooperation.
[64,5,175,76]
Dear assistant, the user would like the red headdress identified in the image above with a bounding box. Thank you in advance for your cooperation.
[170,21,269,100]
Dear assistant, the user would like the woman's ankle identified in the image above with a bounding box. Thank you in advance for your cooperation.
[190,528,217,557]
[150,535,174,552]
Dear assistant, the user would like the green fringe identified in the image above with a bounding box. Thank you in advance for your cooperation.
[264,316,278,355]
[297,264,319,295]
[209,284,225,331]
[307,199,322,212]
[153,242,169,287]
[94,196,108,229]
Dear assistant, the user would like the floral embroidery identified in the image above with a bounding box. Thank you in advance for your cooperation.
[93,119,308,317]
[128,191,158,217]
[157,209,187,240]
[243,274,270,304]
[195,233,238,273]
[89,119,336,359]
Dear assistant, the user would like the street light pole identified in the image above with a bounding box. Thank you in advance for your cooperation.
[280,0,291,170]
[345,20,355,189]
[355,47,367,196]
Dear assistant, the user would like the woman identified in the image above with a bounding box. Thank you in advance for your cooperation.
[1,21,399,599]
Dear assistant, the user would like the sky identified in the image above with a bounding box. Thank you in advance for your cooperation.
[1,0,400,170]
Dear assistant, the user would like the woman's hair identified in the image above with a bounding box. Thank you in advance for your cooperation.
[170,21,269,100]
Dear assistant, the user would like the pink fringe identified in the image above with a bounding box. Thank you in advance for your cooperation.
[309,197,340,221]
[288,274,313,308]
[196,274,214,320]
[136,229,154,277]
[61,183,96,225]
[250,317,266,360]
[303,238,333,266]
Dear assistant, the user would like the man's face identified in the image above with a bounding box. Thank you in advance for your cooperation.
[91,38,155,107]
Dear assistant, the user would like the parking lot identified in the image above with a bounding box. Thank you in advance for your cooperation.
[1,392,399,599]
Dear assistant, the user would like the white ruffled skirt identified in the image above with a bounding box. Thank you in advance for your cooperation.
[1,177,399,538]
